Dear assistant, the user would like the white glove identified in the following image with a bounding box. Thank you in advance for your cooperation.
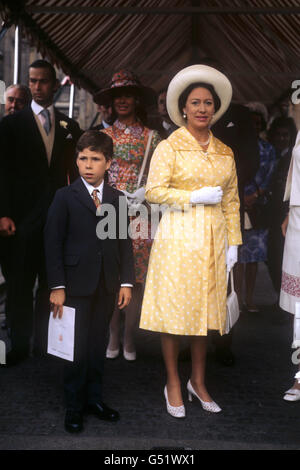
[226,245,238,272]
[190,186,223,205]
[122,187,146,210]
[123,187,145,202]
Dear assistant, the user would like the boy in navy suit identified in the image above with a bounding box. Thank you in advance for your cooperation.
[44,131,135,433]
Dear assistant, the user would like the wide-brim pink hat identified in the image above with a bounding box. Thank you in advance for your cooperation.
[95,69,156,106]
[166,64,232,127]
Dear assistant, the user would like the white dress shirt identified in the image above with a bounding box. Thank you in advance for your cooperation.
[81,177,104,203]
[31,100,55,128]
[31,100,55,165]
[162,120,172,131]
[102,120,110,129]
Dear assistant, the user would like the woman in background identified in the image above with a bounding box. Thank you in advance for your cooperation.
[280,131,300,401]
[236,102,276,312]
[267,117,297,298]
[99,70,161,361]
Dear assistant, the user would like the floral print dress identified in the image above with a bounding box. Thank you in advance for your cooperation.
[102,120,161,283]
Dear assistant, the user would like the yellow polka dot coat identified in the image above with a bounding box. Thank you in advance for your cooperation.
[140,126,242,336]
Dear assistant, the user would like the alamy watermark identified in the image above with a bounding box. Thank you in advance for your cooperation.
[95,196,205,249]
[0,340,6,364]
[291,81,300,105]
[0,80,6,104]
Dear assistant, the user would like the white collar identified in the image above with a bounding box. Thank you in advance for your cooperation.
[81,177,104,199]
[162,120,172,131]
[31,100,54,117]
[102,120,110,129]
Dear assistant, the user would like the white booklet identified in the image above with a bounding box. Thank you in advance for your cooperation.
[47,306,75,362]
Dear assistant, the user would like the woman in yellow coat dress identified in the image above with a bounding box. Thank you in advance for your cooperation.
[140,65,242,417]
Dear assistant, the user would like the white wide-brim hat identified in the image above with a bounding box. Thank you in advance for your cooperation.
[166,64,232,127]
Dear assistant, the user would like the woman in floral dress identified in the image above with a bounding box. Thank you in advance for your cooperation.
[99,70,161,360]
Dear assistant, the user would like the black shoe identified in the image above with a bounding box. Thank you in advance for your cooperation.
[87,402,120,422]
[32,345,47,358]
[215,348,235,367]
[5,349,29,367]
[271,307,292,325]
[64,409,83,433]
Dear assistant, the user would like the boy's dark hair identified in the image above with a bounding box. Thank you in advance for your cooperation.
[76,130,113,161]
[29,59,57,83]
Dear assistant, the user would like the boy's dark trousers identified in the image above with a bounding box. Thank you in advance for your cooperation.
[63,272,115,412]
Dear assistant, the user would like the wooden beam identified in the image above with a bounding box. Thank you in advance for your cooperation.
[25,6,300,16]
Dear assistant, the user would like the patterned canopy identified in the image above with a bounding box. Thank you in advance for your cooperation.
[1,0,300,106]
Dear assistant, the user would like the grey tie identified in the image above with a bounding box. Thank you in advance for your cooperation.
[40,108,51,135]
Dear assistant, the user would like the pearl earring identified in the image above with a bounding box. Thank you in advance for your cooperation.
[183,113,187,119]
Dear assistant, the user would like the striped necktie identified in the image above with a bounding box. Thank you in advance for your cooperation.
[92,189,101,208]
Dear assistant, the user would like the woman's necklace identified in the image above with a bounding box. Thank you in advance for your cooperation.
[197,134,210,147]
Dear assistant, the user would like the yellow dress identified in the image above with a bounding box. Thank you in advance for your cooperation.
[139,126,242,336]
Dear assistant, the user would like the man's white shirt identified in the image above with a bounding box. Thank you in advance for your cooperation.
[31,100,55,128]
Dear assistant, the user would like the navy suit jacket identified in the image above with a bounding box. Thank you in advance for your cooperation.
[44,178,135,297]
[213,103,259,190]
[212,103,260,229]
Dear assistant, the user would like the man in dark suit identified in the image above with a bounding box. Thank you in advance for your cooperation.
[213,103,260,221]
[0,59,82,365]
[157,88,178,139]
[45,130,135,432]
[1,83,31,332]
[212,103,260,365]
[4,84,31,116]
[90,93,115,131]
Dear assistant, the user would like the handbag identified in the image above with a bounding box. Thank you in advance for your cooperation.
[125,130,154,211]
[225,269,240,334]
[292,302,300,348]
